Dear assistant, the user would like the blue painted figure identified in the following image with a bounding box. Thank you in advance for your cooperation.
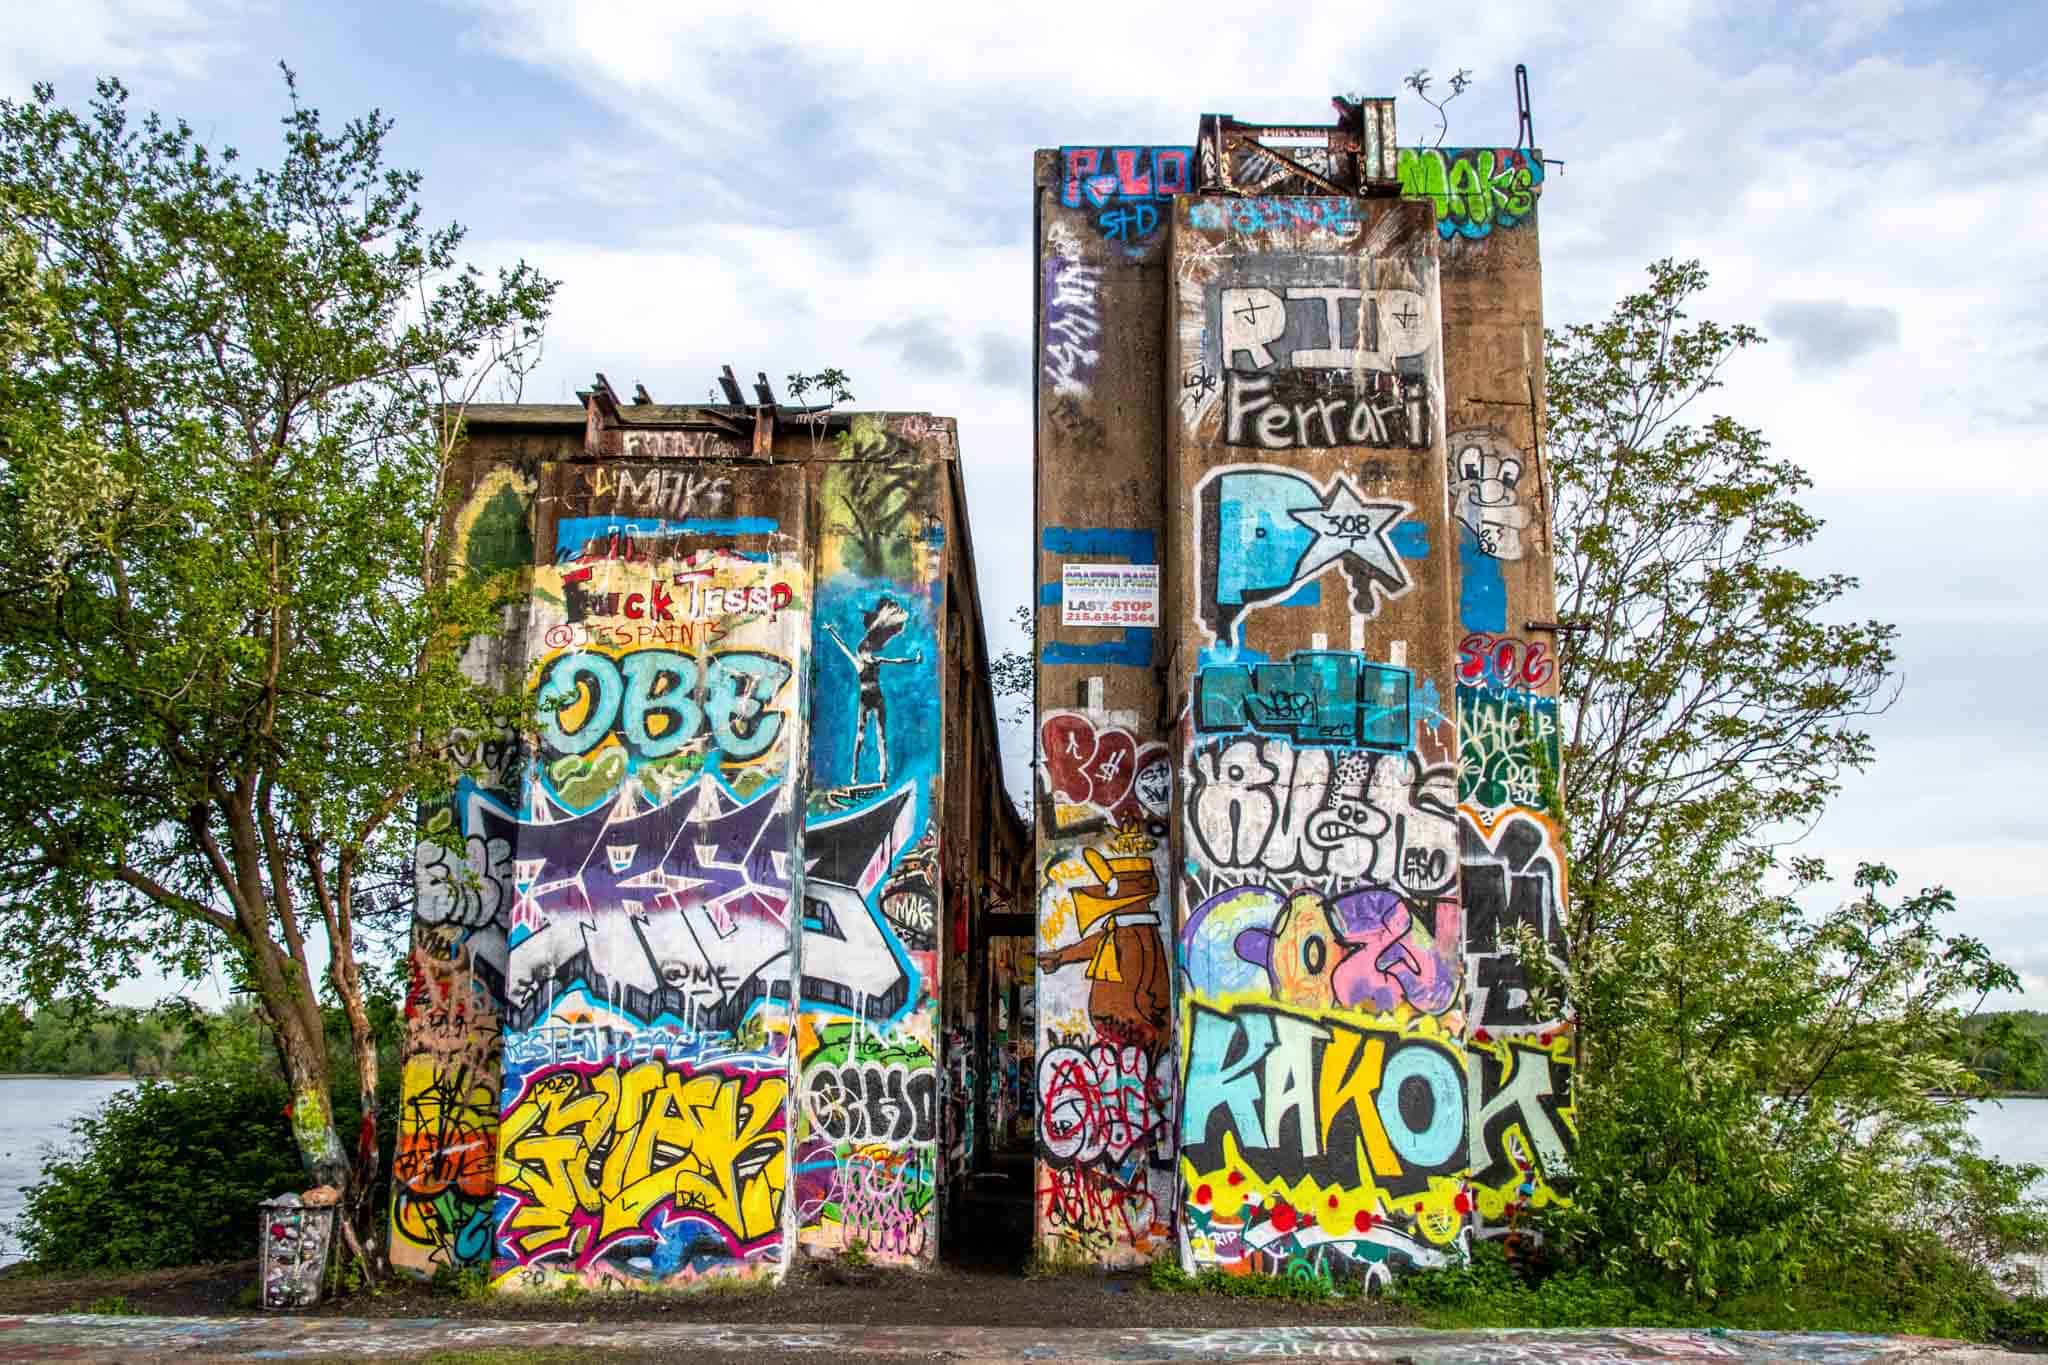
[825,594,923,785]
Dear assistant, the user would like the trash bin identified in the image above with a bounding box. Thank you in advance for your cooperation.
[258,1194,335,1309]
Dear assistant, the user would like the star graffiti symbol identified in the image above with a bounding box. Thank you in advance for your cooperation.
[1287,477,1411,597]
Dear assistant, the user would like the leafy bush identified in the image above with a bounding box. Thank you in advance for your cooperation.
[14,1075,306,1269]
[1394,1234,2026,1337]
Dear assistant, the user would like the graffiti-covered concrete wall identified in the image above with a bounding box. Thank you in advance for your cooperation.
[1033,105,1574,1285]
[795,419,946,1266]
[394,399,1028,1290]
[1033,146,1186,1266]
[1167,194,1472,1290]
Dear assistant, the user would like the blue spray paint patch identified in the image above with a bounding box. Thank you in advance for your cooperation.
[1457,522,1506,633]
[1197,642,1271,670]
[555,514,778,558]
[1044,630,1153,668]
[1415,677,1448,732]
[1041,526,1158,667]
[1044,527,1156,560]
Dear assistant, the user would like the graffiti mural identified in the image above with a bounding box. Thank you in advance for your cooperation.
[1177,675,1482,1285]
[1443,430,1568,1038]
[392,470,532,1277]
[1396,147,1544,240]
[490,525,809,1292]
[1042,223,1103,402]
[1176,999,1572,1291]
[1188,198,1363,239]
[1036,819,1176,1264]
[795,446,945,1265]
[497,1059,788,1277]
[1173,224,1441,451]
[1039,710,1171,837]
[1163,204,1580,1285]
[1449,431,1530,563]
[1196,650,1409,751]
[1215,285,1433,451]
[1058,145,1195,245]
[1194,466,1429,647]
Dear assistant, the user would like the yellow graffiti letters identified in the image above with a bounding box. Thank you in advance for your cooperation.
[498,1061,787,1261]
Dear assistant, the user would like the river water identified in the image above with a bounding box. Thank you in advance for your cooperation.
[0,1077,135,1263]
[4,1077,2048,1266]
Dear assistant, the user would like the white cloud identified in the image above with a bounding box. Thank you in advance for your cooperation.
[0,0,259,94]
[448,0,2048,991]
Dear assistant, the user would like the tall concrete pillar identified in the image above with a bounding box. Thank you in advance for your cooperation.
[1165,194,1473,1288]
[1419,146,1576,1239]
[1031,145,1191,1266]
[491,457,812,1290]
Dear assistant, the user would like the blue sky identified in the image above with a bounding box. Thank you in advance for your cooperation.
[6,0,2045,1005]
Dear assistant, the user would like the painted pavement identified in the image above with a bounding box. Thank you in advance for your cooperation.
[0,1314,2020,1362]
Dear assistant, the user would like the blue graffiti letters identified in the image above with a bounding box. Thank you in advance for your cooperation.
[1196,466,1423,643]
[1179,1001,1465,1195]
[537,649,793,764]
[1196,651,1408,750]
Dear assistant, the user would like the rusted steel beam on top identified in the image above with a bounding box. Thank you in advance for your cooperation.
[1196,97,1398,197]
[587,372,623,422]
[717,365,746,407]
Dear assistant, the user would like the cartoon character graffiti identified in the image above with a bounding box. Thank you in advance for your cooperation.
[825,595,925,786]
[1449,430,1529,562]
[1038,848,1171,1056]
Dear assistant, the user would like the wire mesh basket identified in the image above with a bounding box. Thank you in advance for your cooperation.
[258,1196,335,1310]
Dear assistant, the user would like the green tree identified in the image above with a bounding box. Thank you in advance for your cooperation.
[0,74,553,1272]
[1963,1014,2048,1092]
[1537,260,2040,1302]
[1550,258,1898,967]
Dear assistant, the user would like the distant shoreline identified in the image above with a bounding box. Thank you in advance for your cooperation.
[0,1073,135,1081]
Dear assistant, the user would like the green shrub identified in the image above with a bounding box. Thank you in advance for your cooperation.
[14,1074,304,1269]
[1991,1295,2048,1350]
[1393,1229,2036,1340]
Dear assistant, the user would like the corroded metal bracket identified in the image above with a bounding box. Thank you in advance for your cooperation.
[1195,97,1399,198]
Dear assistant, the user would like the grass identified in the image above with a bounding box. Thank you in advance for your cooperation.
[67,1294,142,1316]
[432,1264,494,1302]
[1146,1257,1345,1303]
[1022,1241,1103,1279]
[1390,1238,2048,1346]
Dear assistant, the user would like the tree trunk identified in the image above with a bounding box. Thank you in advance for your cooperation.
[327,888,386,1277]
[265,969,349,1189]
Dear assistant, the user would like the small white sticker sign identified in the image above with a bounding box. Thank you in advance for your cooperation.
[1062,563,1159,627]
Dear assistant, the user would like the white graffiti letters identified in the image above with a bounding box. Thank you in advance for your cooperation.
[1189,739,1456,895]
